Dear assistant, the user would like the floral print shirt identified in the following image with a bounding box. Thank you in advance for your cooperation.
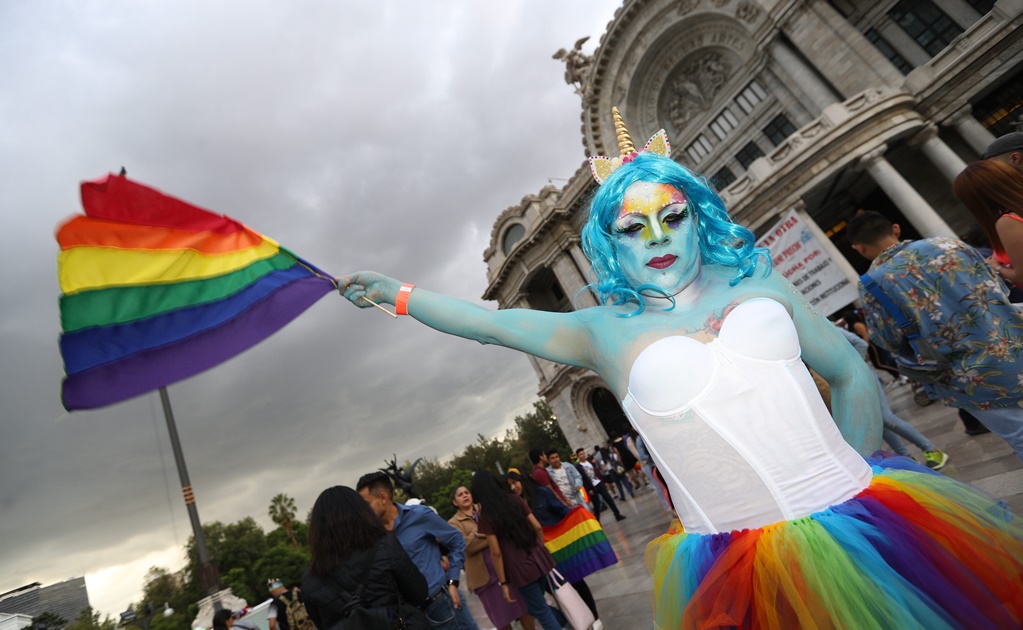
[858,238,1023,410]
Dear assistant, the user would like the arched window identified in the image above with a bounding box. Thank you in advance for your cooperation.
[502,223,526,255]
[590,387,630,438]
[524,267,571,313]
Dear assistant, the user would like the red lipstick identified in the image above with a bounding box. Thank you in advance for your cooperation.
[647,255,677,269]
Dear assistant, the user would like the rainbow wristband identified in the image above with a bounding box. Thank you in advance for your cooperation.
[395,283,415,316]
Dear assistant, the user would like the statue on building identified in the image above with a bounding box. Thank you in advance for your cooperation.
[553,36,593,97]
[380,454,423,499]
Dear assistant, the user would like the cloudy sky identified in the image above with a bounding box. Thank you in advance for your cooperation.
[0,0,622,617]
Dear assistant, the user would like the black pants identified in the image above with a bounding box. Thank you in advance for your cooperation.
[590,482,621,518]
[572,578,598,619]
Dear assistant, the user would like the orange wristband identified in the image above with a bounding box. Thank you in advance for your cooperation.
[395,283,415,316]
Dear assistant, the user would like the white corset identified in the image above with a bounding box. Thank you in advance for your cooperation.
[622,298,872,534]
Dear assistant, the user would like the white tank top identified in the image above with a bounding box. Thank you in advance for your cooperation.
[621,298,872,534]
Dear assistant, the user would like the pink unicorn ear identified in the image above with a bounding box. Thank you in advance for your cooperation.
[644,130,670,157]
[589,156,623,184]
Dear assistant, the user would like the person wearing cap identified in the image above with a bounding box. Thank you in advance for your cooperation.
[982,131,1023,173]
[266,579,302,630]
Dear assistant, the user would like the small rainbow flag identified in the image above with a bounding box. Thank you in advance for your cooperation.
[543,505,618,583]
[56,173,336,411]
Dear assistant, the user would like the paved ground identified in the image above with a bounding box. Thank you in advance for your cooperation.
[465,381,1022,629]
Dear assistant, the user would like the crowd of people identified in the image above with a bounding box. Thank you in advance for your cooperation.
[298,448,648,630]
[236,437,667,630]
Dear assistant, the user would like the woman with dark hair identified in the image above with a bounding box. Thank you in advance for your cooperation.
[301,486,429,629]
[953,159,1023,288]
[506,472,605,629]
[470,471,562,630]
[212,609,234,630]
[447,485,532,630]
[504,471,567,528]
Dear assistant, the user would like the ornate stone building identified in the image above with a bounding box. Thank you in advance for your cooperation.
[483,0,1023,448]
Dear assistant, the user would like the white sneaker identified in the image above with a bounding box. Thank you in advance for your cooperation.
[591,620,604,630]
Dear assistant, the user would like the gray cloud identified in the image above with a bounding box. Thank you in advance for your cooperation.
[0,0,620,617]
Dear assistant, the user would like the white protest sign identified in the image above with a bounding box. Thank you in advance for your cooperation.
[755,209,858,316]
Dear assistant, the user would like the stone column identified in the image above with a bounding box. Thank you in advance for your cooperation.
[769,38,841,113]
[793,202,859,285]
[568,243,600,307]
[949,103,996,155]
[550,250,593,311]
[911,124,968,182]
[860,145,957,239]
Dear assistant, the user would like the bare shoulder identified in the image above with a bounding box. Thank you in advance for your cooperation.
[728,270,800,316]
[996,213,1023,231]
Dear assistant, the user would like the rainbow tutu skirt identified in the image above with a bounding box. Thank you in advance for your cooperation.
[645,454,1023,629]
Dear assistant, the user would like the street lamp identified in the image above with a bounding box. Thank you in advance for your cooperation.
[120,604,153,630]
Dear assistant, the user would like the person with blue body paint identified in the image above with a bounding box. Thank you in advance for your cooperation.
[338,109,1023,628]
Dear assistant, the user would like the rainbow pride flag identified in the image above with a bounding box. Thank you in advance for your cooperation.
[543,505,617,583]
[57,173,336,411]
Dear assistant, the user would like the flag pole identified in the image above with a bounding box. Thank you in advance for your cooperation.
[159,386,221,595]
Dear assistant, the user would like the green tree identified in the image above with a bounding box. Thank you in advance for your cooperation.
[268,493,300,549]
[65,608,115,630]
[31,612,68,630]
[141,567,184,610]
[267,519,309,552]
[221,567,255,604]
[147,612,189,630]
[136,568,193,630]
[409,457,455,507]
[252,545,310,590]
[184,518,268,601]
[510,400,570,470]
[451,435,515,476]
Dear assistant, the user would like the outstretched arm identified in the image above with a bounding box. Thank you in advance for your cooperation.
[337,271,598,370]
[791,296,882,455]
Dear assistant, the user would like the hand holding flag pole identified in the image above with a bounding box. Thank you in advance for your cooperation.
[360,295,397,318]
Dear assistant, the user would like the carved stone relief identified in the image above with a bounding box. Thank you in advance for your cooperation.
[667,52,733,132]
[676,0,699,15]
[735,1,760,23]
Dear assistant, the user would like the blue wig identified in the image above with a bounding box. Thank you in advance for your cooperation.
[580,152,771,311]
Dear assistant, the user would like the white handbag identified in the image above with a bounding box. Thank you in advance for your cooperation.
[546,568,596,629]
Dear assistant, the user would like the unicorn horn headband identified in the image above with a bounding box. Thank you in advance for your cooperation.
[589,107,671,184]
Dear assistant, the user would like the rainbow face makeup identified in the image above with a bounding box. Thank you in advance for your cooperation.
[617,183,688,240]
[613,182,701,296]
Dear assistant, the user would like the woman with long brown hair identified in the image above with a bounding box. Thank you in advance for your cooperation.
[953,159,1023,288]
[470,471,563,630]
[447,485,533,630]
[301,486,430,629]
